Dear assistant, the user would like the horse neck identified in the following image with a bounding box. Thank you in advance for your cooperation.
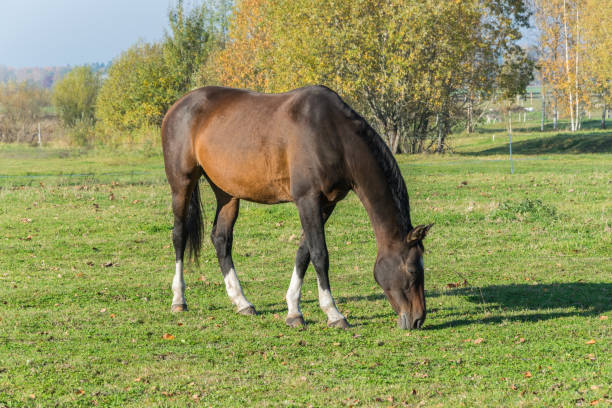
[350,151,406,250]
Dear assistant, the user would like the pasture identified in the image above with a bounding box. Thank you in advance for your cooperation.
[0,124,610,407]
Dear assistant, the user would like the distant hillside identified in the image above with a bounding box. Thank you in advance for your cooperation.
[0,63,108,88]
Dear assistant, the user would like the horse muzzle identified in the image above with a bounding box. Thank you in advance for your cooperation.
[398,312,425,330]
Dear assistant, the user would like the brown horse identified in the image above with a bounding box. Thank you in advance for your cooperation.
[162,85,432,329]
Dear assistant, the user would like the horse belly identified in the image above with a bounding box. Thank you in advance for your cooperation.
[197,145,292,204]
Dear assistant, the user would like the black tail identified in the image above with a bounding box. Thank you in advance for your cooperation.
[185,181,204,263]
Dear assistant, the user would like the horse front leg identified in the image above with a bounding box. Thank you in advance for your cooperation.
[211,192,256,315]
[286,204,336,327]
[295,197,348,328]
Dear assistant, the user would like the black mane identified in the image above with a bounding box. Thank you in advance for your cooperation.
[323,87,413,236]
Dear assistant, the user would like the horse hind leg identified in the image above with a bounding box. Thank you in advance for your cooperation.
[210,188,256,315]
[169,172,203,312]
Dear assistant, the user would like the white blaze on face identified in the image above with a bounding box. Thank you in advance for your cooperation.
[286,266,303,317]
[317,276,345,323]
[224,268,253,311]
[172,260,186,306]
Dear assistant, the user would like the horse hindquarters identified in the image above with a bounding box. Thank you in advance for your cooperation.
[162,107,203,312]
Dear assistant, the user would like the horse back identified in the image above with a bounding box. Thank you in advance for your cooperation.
[164,86,356,204]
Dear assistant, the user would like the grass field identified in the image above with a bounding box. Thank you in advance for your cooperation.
[0,123,610,407]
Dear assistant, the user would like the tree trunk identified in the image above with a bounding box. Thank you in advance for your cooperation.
[466,97,473,133]
[553,95,558,130]
[563,0,575,131]
[602,104,607,129]
[390,129,400,155]
[575,4,580,131]
[541,86,546,131]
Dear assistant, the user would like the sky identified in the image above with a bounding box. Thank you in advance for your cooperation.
[0,0,174,68]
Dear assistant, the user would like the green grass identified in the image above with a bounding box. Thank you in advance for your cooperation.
[0,125,610,407]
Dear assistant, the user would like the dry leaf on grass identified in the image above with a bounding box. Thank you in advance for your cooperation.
[162,333,175,340]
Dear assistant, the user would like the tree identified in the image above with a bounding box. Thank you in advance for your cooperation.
[211,0,533,153]
[163,0,219,99]
[95,42,170,135]
[52,66,101,127]
[582,0,611,128]
[95,1,222,141]
[0,81,49,143]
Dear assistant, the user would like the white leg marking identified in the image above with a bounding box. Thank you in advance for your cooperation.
[224,268,253,311]
[172,261,186,306]
[317,276,345,323]
[286,266,303,317]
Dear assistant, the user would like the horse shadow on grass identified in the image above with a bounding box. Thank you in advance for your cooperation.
[254,282,610,329]
[461,131,612,155]
[425,282,611,330]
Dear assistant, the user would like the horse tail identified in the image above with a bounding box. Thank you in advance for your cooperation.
[185,181,204,263]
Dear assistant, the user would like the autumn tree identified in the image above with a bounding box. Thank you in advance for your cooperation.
[211,0,533,153]
[0,81,49,143]
[582,0,611,128]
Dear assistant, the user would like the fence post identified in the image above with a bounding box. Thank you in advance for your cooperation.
[508,117,514,175]
[37,123,41,146]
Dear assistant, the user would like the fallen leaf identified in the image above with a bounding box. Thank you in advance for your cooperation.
[25,235,32,241]
[99,308,106,313]
[177,322,183,326]
[104,262,113,267]
[511,384,518,391]
[518,337,525,343]
[586,339,596,345]
[473,338,484,344]
[134,377,141,382]
[333,342,341,346]
[600,315,608,320]
[75,389,85,395]
[590,400,599,405]
[110,313,116,318]
[524,371,532,378]
[273,314,280,319]
[20,218,32,223]
[411,389,417,395]
[162,333,175,340]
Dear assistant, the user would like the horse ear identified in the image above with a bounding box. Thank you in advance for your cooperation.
[406,223,433,244]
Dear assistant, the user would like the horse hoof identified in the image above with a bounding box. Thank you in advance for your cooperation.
[285,315,306,328]
[237,305,257,316]
[328,318,351,329]
[171,304,188,313]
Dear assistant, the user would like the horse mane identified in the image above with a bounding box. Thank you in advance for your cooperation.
[319,86,413,236]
